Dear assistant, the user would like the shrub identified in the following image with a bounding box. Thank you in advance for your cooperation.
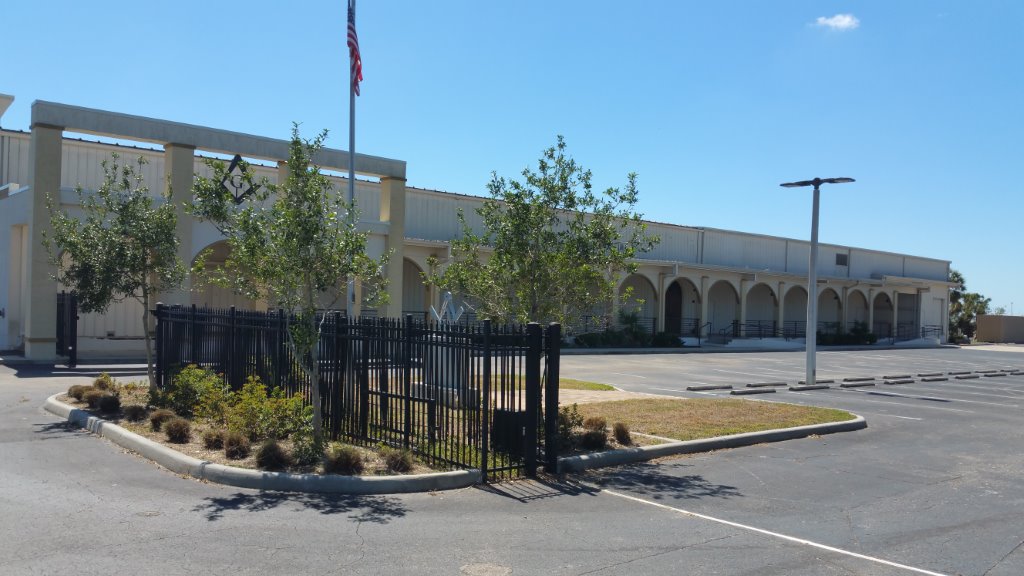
[227,377,271,440]
[323,443,364,475]
[380,445,413,473]
[651,331,683,348]
[582,416,607,433]
[556,403,584,453]
[149,408,176,431]
[224,431,251,460]
[203,429,225,450]
[96,393,121,414]
[194,375,232,426]
[93,372,115,391]
[291,426,324,466]
[256,440,294,471]
[123,405,147,422]
[264,388,311,440]
[83,389,105,409]
[68,384,91,401]
[164,417,191,444]
[167,365,222,418]
[580,430,607,450]
[612,422,631,445]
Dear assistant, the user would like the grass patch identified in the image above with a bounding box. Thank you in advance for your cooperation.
[558,378,615,391]
[576,398,854,442]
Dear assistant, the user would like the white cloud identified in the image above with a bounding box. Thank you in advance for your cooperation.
[815,14,860,31]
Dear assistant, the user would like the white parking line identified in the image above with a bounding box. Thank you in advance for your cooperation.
[858,389,1019,409]
[610,372,647,379]
[597,488,949,576]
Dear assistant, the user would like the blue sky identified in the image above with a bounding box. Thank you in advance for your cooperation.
[3,1,1022,311]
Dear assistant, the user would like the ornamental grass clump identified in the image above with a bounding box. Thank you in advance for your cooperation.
[203,429,225,450]
[149,408,176,432]
[323,443,364,475]
[83,389,105,409]
[612,421,631,445]
[122,405,147,422]
[224,430,251,460]
[93,372,115,391]
[256,440,294,471]
[96,393,121,414]
[68,384,91,401]
[380,445,413,474]
[164,417,191,444]
[580,415,608,450]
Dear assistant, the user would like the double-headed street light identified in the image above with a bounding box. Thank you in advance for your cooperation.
[780,177,855,387]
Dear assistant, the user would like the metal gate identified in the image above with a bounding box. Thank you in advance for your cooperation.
[56,291,78,367]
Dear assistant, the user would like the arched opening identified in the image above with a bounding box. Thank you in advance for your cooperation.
[619,274,657,334]
[402,259,429,318]
[783,286,808,337]
[190,241,261,310]
[744,283,777,337]
[847,290,869,331]
[664,278,701,335]
[873,292,894,339]
[708,280,739,336]
[818,288,842,335]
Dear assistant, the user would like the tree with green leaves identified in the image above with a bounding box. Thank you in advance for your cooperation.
[948,269,991,341]
[45,154,186,392]
[425,136,658,326]
[190,126,388,440]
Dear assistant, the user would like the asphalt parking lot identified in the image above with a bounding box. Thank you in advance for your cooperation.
[3,346,1023,575]
[562,346,1024,575]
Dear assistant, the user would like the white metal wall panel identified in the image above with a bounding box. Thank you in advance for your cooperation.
[904,257,947,281]
[703,231,787,270]
[1,132,31,187]
[61,141,165,193]
[850,250,903,279]
[406,190,486,241]
[643,223,699,262]
[787,242,809,275]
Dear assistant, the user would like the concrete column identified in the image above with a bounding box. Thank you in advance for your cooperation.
[160,143,196,306]
[699,276,710,337]
[739,279,751,329]
[841,286,849,331]
[656,273,668,332]
[379,177,406,317]
[777,282,786,334]
[868,288,875,332]
[24,124,63,361]
[918,288,928,337]
[892,291,900,339]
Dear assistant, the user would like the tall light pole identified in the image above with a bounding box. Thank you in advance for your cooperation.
[780,177,855,386]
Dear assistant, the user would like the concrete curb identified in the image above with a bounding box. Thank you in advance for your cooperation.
[44,395,481,494]
[558,415,867,473]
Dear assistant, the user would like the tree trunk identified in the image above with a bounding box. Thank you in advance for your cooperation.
[141,286,156,394]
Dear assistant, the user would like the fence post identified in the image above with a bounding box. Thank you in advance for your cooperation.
[359,318,370,438]
[190,304,199,365]
[544,323,561,474]
[277,309,287,391]
[403,314,413,449]
[524,322,541,477]
[228,306,237,388]
[480,319,491,482]
[154,303,164,389]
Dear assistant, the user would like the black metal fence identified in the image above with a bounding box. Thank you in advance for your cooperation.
[153,304,560,481]
[56,291,78,367]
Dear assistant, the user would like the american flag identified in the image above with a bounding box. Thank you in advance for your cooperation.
[347,0,363,96]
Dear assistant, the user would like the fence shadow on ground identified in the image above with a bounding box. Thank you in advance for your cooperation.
[192,491,409,523]
[585,463,743,501]
[476,476,601,503]
[33,420,93,439]
[8,364,149,380]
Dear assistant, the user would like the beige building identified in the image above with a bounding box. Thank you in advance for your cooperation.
[0,95,954,360]
[976,315,1024,344]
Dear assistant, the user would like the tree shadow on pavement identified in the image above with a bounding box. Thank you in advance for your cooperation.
[584,462,743,501]
[476,476,601,503]
[33,420,92,439]
[192,491,409,523]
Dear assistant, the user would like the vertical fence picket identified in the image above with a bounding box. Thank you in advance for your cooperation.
[545,323,561,474]
[524,323,541,477]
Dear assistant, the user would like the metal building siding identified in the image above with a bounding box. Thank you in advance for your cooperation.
[406,190,486,241]
[1,133,31,187]
[703,230,786,270]
[904,257,947,281]
[643,223,699,262]
[60,142,165,194]
[850,250,903,279]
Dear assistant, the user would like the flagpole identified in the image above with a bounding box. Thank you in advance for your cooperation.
[346,0,357,318]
